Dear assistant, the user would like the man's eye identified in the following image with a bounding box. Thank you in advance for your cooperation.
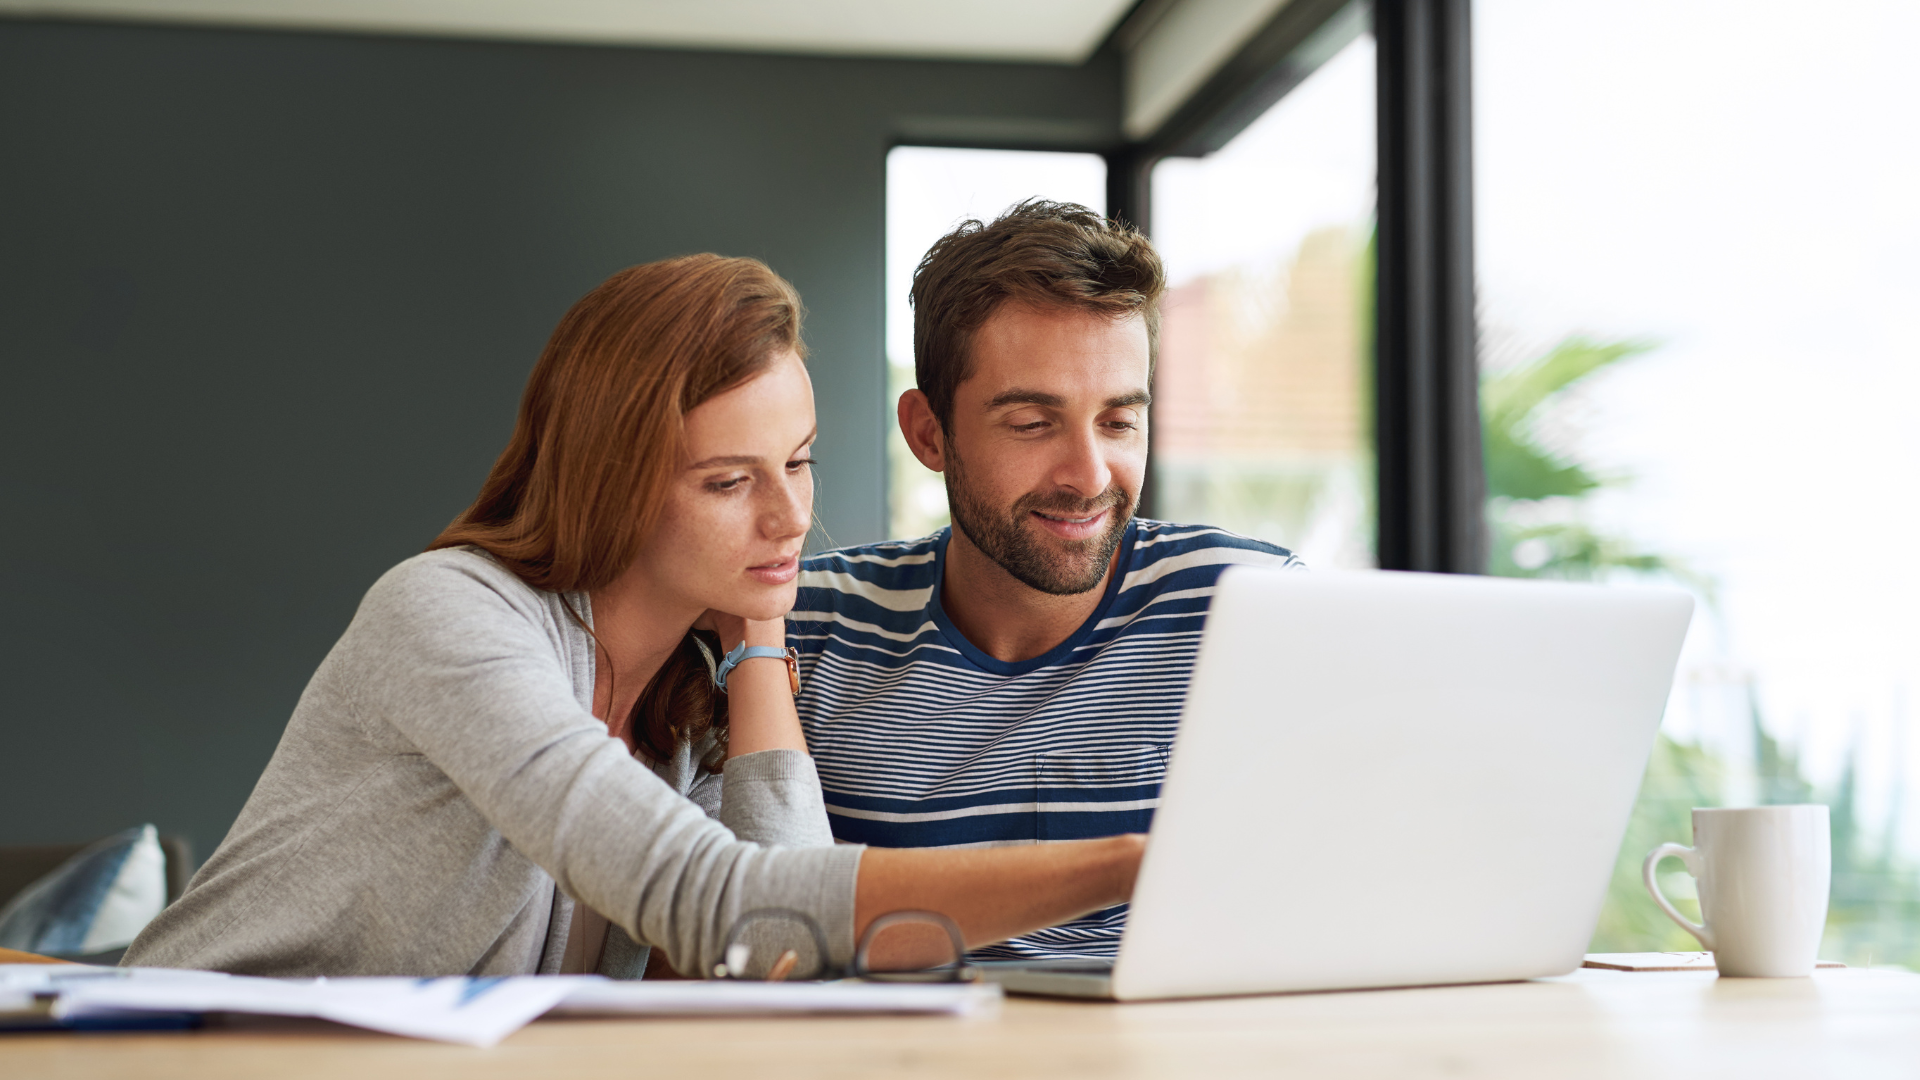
[1012,421,1049,433]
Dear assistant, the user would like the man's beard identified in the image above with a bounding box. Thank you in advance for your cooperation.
[945,446,1134,597]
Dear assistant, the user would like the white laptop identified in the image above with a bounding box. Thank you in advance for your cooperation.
[979,567,1693,1000]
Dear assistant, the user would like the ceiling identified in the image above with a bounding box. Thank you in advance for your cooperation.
[0,0,1140,63]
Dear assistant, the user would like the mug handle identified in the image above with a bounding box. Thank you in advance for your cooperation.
[1643,842,1714,950]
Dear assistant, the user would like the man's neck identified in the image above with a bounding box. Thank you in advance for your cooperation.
[939,526,1122,664]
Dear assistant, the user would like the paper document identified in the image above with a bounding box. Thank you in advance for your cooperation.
[551,978,1001,1019]
[3,965,577,1045]
[1582,952,1846,972]
[2,964,999,1046]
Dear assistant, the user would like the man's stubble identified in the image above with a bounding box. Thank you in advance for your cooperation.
[943,441,1133,597]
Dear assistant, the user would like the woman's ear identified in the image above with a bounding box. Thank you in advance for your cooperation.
[897,389,947,472]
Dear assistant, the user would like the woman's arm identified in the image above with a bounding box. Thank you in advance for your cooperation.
[357,558,1138,976]
[712,615,807,758]
[855,836,1146,962]
[699,613,837,850]
[652,838,1144,976]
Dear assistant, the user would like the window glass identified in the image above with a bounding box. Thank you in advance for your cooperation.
[885,147,1107,541]
[1477,0,1920,963]
[1149,34,1377,568]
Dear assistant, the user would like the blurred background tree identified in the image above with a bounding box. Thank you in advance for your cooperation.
[1482,337,1693,583]
[1480,335,1920,963]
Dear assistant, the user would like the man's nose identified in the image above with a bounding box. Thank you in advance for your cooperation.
[1052,424,1114,497]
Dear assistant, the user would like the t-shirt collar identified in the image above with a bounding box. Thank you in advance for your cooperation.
[926,517,1139,677]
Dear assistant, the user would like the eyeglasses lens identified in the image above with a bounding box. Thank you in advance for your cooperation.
[853,911,973,983]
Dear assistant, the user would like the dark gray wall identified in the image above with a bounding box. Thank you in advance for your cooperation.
[0,19,1119,855]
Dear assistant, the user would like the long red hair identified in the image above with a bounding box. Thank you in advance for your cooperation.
[431,254,807,762]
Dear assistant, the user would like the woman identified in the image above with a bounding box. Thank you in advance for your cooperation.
[124,255,1142,978]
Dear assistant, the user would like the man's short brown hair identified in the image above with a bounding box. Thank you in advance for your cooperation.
[911,199,1166,430]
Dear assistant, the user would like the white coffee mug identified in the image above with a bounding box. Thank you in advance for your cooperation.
[1643,805,1831,977]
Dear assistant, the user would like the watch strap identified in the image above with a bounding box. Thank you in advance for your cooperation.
[714,642,801,695]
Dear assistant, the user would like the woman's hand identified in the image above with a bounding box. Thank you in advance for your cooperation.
[693,611,784,652]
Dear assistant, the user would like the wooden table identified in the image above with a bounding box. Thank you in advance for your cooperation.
[9,968,1920,1079]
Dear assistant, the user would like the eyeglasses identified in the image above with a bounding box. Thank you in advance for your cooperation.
[710,907,979,983]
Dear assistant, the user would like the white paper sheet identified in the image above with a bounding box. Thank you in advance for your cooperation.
[3,965,579,1046]
[1,965,999,1046]
[551,978,1002,1018]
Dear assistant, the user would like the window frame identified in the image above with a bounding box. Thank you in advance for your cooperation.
[1116,0,1483,569]
[882,0,1484,568]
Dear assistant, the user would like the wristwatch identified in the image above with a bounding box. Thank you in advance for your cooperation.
[713,642,802,696]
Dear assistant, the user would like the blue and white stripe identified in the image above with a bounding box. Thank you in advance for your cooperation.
[790,518,1300,960]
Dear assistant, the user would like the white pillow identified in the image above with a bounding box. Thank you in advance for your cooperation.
[0,824,169,956]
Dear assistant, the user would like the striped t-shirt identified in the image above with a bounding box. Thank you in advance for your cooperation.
[789,517,1301,960]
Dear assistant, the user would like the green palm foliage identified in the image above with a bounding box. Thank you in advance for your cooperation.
[1482,337,1641,502]
[1482,337,1697,585]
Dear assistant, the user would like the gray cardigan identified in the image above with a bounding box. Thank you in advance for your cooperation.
[123,549,863,978]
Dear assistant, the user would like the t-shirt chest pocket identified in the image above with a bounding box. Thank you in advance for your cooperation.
[1033,744,1171,841]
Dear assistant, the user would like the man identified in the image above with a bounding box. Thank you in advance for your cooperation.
[790,200,1299,960]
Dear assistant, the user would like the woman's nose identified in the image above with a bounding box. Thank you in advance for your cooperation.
[764,471,812,540]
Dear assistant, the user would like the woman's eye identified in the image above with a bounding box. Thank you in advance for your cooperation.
[786,457,816,473]
[707,476,748,493]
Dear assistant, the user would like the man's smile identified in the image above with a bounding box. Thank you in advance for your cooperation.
[1029,506,1110,541]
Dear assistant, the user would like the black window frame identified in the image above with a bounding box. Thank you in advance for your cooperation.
[1113,0,1485,573]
